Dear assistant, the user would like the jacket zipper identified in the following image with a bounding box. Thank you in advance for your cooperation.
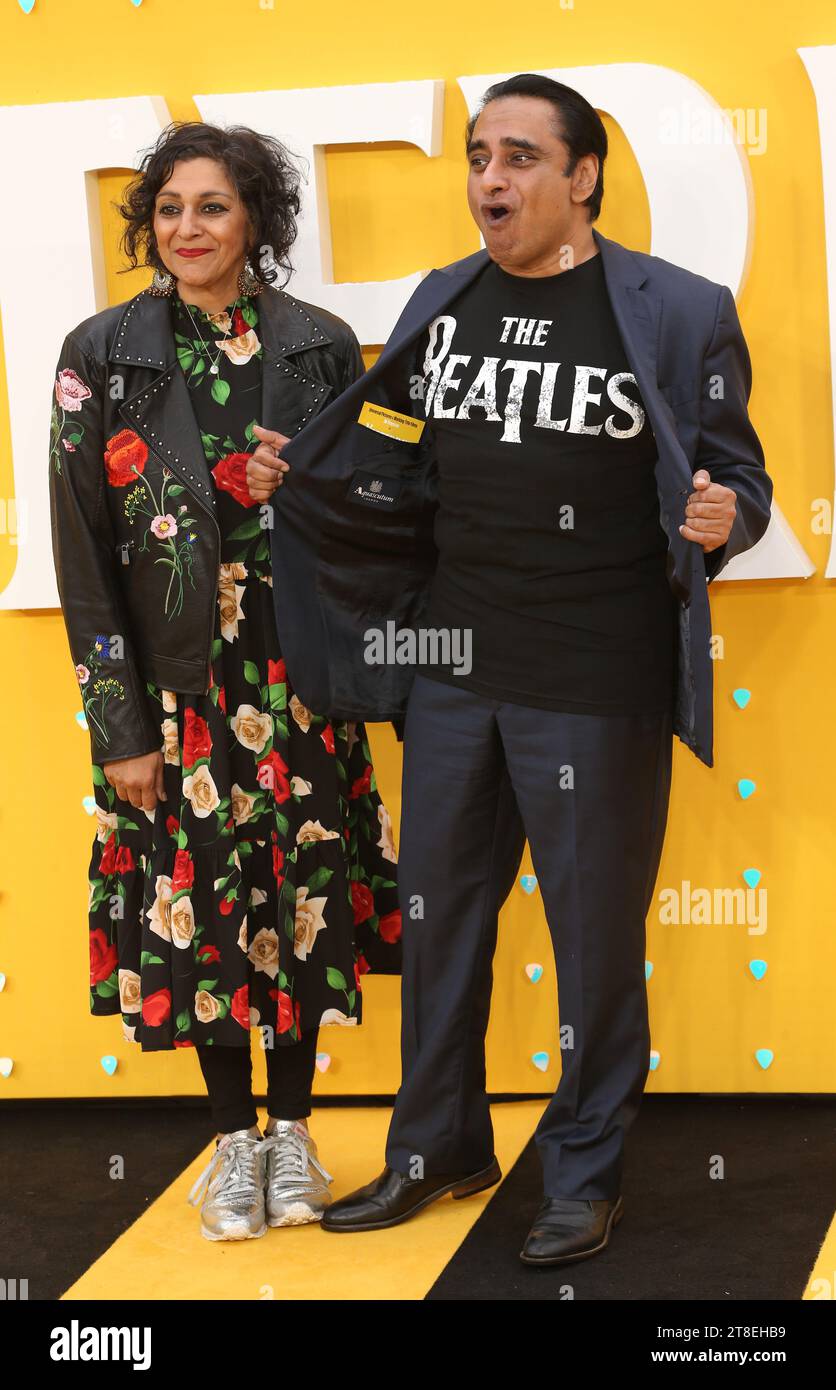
[115,539,135,565]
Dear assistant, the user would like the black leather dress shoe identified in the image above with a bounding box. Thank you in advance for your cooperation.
[320,1156,502,1232]
[519,1195,624,1265]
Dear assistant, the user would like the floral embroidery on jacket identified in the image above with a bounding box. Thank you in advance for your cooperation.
[104,428,199,621]
[76,634,126,750]
[50,366,92,474]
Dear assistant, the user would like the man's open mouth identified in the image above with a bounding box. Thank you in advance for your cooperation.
[484,204,512,224]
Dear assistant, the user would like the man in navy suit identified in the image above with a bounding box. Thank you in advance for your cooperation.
[249,73,772,1265]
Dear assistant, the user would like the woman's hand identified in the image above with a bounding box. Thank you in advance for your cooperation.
[247,423,291,502]
[103,750,167,811]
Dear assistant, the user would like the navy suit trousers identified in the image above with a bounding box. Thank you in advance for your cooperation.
[384,672,674,1199]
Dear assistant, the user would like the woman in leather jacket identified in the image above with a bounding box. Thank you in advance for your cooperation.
[48,120,401,1241]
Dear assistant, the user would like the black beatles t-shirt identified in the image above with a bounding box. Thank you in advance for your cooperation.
[411,251,678,714]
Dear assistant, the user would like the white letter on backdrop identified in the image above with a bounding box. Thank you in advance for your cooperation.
[193,81,444,345]
[798,46,836,578]
[0,96,172,610]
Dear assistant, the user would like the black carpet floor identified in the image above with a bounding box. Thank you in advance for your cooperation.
[428,1096,836,1300]
[2,1095,833,1301]
[2,1103,213,1301]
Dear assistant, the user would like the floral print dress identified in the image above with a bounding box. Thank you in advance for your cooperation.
[87,290,402,1051]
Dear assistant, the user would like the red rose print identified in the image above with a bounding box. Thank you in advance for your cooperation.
[197,943,221,964]
[89,928,117,985]
[219,894,235,916]
[183,708,212,768]
[211,453,257,508]
[174,1040,195,1048]
[114,846,135,874]
[166,815,180,837]
[171,849,194,894]
[356,953,370,976]
[378,910,402,943]
[218,685,226,715]
[273,844,285,882]
[351,881,374,925]
[321,724,335,754]
[350,763,373,799]
[268,658,287,686]
[142,988,172,1027]
[99,837,118,875]
[231,984,249,1029]
[276,990,294,1033]
[231,307,249,337]
[104,429,148,487]
[257,749,290,804]
[294,999,302,1036]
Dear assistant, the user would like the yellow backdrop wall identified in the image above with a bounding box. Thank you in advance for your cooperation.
[0,0,833,1100]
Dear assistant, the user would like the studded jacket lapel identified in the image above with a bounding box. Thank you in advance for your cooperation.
[257,287,337,438]
[112,292,219,523]
[110,287,339,517]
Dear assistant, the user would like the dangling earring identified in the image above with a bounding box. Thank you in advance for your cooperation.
[148,265,175,297]
[237,257,262,297]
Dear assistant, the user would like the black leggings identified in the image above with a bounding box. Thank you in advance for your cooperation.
[196,1029,319,1133]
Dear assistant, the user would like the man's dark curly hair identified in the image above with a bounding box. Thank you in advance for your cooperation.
[116,120,303,289]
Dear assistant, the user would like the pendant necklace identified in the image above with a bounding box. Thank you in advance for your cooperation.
[181,296,240,375]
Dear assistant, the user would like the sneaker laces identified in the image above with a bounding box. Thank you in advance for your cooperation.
[187,1131,265,1208]
[261,1124,333,1185]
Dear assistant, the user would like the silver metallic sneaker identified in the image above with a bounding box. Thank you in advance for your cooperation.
[187,1125,268,1241]
[261,1120,334,1227]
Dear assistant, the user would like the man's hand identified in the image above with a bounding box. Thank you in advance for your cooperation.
[247,423,291,502]
[679,468,737,553]
[103,750,167,811]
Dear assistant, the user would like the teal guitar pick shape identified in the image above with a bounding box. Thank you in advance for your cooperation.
[645,961,653,981]
[82,795,96,815]
[75,711,88,730]
[649,1050,660,1071]
[519,874,538,895]
[18,0,36,13]
[531,1051,549,1072]
[738,779,756,800]
[755,1048,773,1070]
[743,868,761,888]
[101,1055,117,1076]
[732,688,751,709]
[749,960,768,980]
[525,963,543,983]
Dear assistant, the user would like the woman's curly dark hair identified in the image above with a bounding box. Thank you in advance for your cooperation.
[115,120,303,289]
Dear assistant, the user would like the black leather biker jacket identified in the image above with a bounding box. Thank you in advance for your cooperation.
[49,283,363,764]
